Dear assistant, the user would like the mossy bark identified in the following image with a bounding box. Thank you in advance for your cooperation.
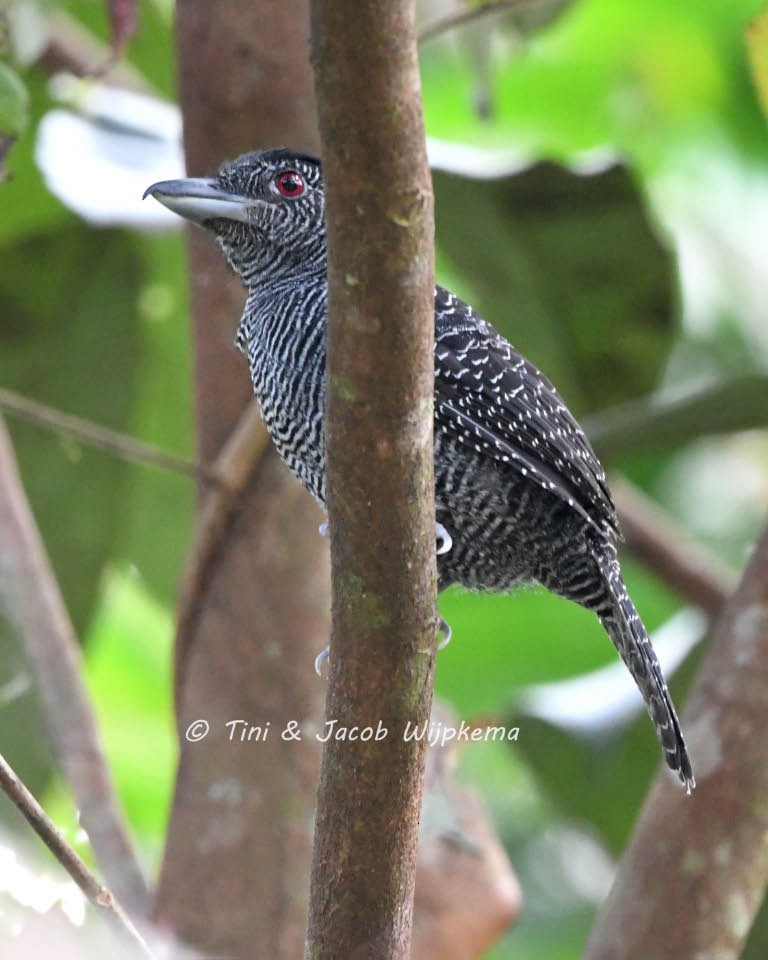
[307,3,437,958]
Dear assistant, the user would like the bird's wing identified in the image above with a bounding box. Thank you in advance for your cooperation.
[434,286,620,538]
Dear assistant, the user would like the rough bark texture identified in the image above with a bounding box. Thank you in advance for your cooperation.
[152,3,329,956]
[306,3,437,959]
[584,519,768,960]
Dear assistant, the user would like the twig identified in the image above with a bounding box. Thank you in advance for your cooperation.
[586,373,768,462]
[0,384,221,487]
[418,0,554,44]
[584,518,768,960]
[36,10,151,91]
[0,751,156,958]
[612,477,737,617]
[173,402,271,704]
[0,414,150,915]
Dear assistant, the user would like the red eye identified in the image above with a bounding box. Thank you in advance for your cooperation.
[275,170,305,198]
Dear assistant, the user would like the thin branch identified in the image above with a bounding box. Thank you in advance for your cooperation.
[36,10,151,90]
[612,477,737,617]
[0,414,150,915]
[0,751,156,958]
[0,385,217,485]
[586,373,768,462]
[418,0,555,45]
[0,384,268,499]
[583,518,768,960]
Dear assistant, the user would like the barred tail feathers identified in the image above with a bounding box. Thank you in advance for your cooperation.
[592,544,695,793]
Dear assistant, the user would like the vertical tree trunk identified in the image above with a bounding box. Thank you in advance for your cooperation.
[153,3,328,957]
[306,2,438,958]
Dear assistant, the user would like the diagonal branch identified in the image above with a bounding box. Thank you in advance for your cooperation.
[418,0,559,45]
[0,414,149,916]
[0,752,155,958]
[0,385,212,484]
[612,477,737,617]
[584,517,768,960]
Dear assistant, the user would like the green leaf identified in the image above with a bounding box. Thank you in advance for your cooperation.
[0,62,29,137]
[434,161,676,415]
[747,4,768,125]
[0,225,142,631]
[0,69,70,243]
[84,570,174,846]
[423,0,768,164]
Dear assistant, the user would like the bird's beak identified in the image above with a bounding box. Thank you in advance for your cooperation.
[143,177,252,226]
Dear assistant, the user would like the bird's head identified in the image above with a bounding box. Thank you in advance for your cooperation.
[144,148,325,284]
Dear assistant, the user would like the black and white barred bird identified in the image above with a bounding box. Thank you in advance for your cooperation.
[145,148,694,792]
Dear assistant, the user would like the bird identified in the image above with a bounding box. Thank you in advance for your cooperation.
[145,147,694,793]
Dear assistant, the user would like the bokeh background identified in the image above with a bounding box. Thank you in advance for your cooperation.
[1,0,767,956]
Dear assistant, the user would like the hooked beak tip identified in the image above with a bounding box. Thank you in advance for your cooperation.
[141,177,252,226]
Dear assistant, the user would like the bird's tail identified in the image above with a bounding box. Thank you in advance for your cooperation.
[591,544,695,793]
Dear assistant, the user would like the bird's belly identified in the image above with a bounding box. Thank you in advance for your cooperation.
[434,444,584,593]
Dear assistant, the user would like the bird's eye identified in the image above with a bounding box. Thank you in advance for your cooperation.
[275,170,305,198]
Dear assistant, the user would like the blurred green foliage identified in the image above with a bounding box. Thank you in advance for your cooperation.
[434,162,675,410]
[747,4,768,120]
[83,571,175,849]
[0,226,141,627]
[422,0,766,162]
[1,0,767,957]
[0,60,28,136]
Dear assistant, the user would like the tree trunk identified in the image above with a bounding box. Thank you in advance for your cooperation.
[153,3,328,957]
[306,2,438,958]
